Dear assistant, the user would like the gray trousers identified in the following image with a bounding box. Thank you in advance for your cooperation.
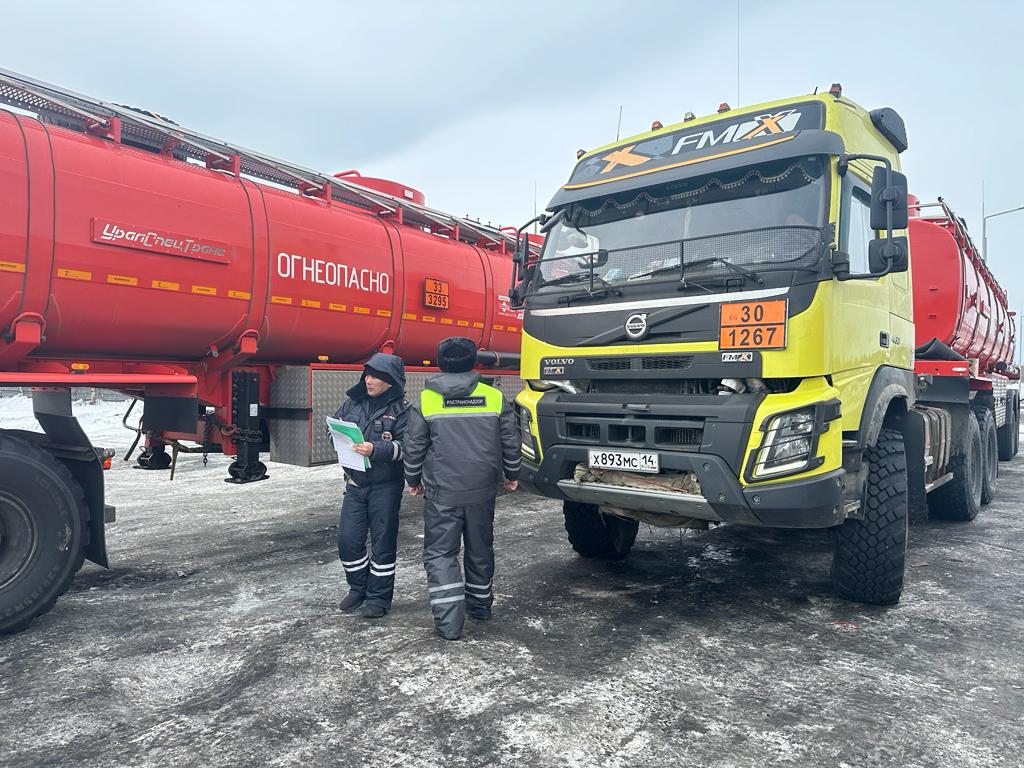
[422,498,496,638]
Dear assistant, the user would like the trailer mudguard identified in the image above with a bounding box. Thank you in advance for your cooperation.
[31,390,109,567]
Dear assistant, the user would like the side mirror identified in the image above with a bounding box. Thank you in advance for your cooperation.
[868,236,908,274]
[513,235,529,268]
[509,284,524,309]
[870,167,909,231]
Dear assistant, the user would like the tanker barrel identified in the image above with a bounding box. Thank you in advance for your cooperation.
[476,350,521,370]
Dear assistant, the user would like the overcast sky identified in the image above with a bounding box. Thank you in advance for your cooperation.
[4,1,1023,306]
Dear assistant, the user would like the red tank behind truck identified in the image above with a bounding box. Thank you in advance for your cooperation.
[906,196,1020,518]
[0,69,528,634]
[909,196,1016,374]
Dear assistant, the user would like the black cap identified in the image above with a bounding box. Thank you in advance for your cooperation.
[363,365,397,388]
[437,337,477,373]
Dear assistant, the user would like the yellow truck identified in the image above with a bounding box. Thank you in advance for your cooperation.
[508,85,1018,605]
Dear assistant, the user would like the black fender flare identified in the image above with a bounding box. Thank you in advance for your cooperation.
[856,365,916,450]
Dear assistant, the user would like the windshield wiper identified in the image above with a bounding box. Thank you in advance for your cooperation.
[538,271,622,299]
[627,262,682,281]
[559,285,623,305]
[538,271,593,289]
[684,256,764,285]
[627,260,715,293]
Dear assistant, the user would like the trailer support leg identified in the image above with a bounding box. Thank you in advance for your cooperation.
[225,370,268,484]
[135,444,172,470]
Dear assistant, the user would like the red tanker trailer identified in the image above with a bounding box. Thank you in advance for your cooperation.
[0,69,530,633]
[906,195,1020,486]
[909,197,1016,375]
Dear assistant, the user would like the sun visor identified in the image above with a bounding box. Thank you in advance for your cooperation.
[549,129,845,210]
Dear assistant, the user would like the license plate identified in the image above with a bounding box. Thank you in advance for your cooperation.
[587,449,659,473]
[719,299,787,350]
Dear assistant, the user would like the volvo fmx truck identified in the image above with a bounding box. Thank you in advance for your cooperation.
[507,85,1019,605]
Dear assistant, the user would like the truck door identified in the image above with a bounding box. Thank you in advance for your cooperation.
[834,172,892,375]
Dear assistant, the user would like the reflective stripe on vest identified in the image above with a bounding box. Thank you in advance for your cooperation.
[420,381,503,419]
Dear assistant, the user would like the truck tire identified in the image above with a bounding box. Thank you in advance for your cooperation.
[928,413,982,522]
[997,394,1018,462]
[831,428,908,606]
[563,501,638,559]
[0,434,90,634]
[973,408,998,505]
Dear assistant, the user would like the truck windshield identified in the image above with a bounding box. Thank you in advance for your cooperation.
[532,157,827,292]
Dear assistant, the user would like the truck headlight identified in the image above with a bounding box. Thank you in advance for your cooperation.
[516,403,538,460]
[751,408,819,479]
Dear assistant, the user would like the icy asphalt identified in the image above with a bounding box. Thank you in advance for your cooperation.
[0,397,1022,768]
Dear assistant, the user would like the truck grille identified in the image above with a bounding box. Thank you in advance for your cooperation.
[587,379,719,395]
[642,357,694,370]
[585,355,693,372]
[566,422,601,442]
[587,357,633,371]
[654,426,704,447]
[563,415,704,449]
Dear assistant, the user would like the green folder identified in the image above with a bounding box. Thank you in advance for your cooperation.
[326,417,370,470]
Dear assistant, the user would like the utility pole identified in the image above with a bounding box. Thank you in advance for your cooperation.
[983,203,1024,262]
[533,180,538,235]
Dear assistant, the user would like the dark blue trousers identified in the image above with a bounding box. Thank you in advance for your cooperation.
[337,482,403,609]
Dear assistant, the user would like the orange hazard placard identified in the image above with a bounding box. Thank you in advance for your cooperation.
[424,277,450,310]
[719,299,787,350]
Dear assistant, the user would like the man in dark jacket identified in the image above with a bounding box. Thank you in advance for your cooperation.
[403,337,520,640]
[331,352,409,618]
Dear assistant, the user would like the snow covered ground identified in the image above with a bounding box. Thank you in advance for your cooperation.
[1,395,1023,768]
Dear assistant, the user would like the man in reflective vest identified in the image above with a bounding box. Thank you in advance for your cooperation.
[403,337,520,640]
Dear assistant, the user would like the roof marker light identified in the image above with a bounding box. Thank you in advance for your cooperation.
[829,83,843,97]
[683,111,696,121]
[576,149,586,159]
[650,120,663,131]
[717,102,731,113]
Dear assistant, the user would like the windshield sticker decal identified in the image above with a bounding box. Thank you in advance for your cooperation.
[567,101,824,190]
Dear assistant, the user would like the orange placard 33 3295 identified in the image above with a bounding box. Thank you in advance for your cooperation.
[719,299,787,350]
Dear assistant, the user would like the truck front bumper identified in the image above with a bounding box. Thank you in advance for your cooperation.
[521,445,846,529]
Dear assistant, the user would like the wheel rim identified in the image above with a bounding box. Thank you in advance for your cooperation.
[0,490,39,591]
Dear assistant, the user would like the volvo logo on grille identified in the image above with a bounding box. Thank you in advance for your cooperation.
[624,312,649,340]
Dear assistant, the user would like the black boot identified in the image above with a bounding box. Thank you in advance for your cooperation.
[339,592,365,612]
[361,603,387,619]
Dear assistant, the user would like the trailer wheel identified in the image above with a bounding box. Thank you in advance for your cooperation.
[831,428,908,606]
[0,435,90,634]
[997,394,1018,462]
[973,408,998,505]
[563,501,638,559]
[929,413,982,522]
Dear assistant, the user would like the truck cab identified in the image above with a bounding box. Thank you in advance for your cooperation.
[510,87,934,604]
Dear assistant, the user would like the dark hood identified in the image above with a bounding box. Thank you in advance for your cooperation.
[425,371,481,398]
[346,352,407,401]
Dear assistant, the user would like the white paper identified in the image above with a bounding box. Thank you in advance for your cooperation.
[325,417,371,473]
